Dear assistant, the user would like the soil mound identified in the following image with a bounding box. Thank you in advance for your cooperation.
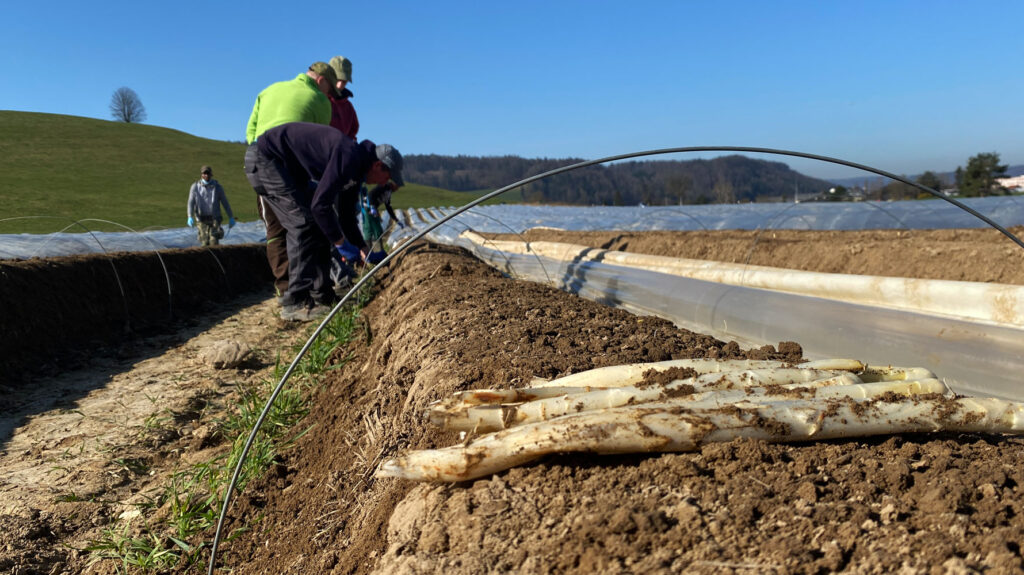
[217,241,1024,574]
[0,245,271,384]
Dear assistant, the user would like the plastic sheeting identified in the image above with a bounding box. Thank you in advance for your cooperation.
[0,221,267,260]
[458,232,1024,327]
[415,196,1024,235]
[5,197,1024,260]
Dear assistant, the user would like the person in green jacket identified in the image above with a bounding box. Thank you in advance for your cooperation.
[246,62,336,144]
[245,62,338,300]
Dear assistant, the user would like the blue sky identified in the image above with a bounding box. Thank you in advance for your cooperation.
[2,0,1021,180]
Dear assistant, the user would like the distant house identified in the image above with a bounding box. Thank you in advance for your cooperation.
[997,175,1024,192]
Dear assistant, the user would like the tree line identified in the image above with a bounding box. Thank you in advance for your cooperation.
[864,152,1013,201]
[403,154,833,205]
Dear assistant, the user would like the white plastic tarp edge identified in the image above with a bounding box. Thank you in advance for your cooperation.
[456,231,1024,328]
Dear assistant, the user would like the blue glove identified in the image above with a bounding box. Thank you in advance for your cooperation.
[366,250,387,265]
[229,217,236,228]
[187,217,194,227]
[336,241,362,262]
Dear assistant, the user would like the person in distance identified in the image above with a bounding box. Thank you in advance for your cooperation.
[186,165,235,246]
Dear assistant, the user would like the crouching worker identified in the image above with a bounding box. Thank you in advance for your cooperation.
[187,165,235,246]
[361,179,405,252]
[243,122,403,321]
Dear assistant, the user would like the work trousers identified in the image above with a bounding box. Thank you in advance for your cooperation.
[257,196,289,295]
[196,217,223,246]
[251,150,333,307]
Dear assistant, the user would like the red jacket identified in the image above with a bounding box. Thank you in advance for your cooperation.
[329,88,359,140]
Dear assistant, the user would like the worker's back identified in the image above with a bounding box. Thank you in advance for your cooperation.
[246,73,331,144]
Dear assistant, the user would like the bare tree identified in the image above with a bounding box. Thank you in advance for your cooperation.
[109,87,147,123]
[712,179,735,204]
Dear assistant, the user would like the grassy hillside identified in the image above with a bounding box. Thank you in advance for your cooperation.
[0,111,504,234]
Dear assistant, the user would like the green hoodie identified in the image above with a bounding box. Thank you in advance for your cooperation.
[245,73,331,144]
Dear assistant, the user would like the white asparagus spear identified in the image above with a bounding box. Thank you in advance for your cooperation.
[378,394,1024,482]
[431,377,948,433]
[440,367,859,409]
[858,365,936,382]
[528,358,865,389]
[438,386,592,407]
[430,371,858,431]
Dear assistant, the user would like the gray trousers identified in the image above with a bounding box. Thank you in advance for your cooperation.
[248,147,332,307]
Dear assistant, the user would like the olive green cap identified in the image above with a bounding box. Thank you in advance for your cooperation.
[308,61,339,87]
[329,55,353,83]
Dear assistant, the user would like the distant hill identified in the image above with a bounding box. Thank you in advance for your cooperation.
[0,111,255,232]
[0,111,486,234]
[404,154,833,205]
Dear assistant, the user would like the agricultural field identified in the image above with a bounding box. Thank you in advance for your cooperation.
[0,111,504,235]
[2,229,1024,574]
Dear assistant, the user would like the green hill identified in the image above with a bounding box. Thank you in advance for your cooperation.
[0,111,500,234]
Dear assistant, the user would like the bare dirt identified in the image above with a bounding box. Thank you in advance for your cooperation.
[2,229,1023,575]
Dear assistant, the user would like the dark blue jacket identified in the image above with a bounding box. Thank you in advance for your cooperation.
[258,122,376,247]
